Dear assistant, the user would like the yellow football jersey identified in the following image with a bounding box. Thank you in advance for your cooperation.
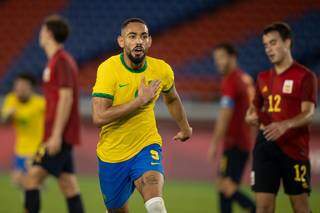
[1,93,45,157]
[92,53,174,163]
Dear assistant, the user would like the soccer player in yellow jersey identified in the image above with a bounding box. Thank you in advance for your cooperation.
[92,18,192,213]
[1,73,45,188]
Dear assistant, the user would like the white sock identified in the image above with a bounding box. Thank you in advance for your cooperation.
[145,197,167,213]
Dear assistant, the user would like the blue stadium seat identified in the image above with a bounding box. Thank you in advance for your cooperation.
[1,0,228,93]
[175,10,320,79]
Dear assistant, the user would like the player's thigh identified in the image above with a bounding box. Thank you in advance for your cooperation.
[219,177,238,198]
[58,172,80,197]
[220,148,249,182]
[134,170,164,201]
[98,158,135,209]
[218,150,237,195]
[11,169,25,186]
[33,143,73,178]
[282,156,311,195]
[255,192,276,213]
[252,133,281,194]
[289,193,310,213]
[131,144,165,201]
[24,165,48,189]
[219,148,248,195]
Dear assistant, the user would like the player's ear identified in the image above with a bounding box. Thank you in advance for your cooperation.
[148,35,152,48]
[44,28,53,42]
[284,38,291,50]
[117,35,124,48]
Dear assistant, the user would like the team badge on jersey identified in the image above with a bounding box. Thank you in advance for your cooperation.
[43,67,51,82]
[282,80,293,94]
[262,85,268,93]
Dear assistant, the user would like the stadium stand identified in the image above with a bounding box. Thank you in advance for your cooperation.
[0,0,228,93]
[0,0,319,101]
[0,0,66,78]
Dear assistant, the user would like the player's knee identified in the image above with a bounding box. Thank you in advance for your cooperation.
[142,173,163,186]
[256,203,274,213]
[293,209,309,213]
[217,177,223,190]
[145,197,167,213]
[107,208,128,213]
[11,171,24,187]
[139,172,164,200]
[24,168,44,189]
[291,203,310,213]
[58,175,79,197]
[219,178,237,198]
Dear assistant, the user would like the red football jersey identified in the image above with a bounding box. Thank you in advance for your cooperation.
[254,62,317,160]
[220,69,254,152]
[42,49,80,146]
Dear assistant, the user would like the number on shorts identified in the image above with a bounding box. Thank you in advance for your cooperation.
[294,164,307,182]
[220,156,228,173]
[150,150,160,160]
[34,145,46,163]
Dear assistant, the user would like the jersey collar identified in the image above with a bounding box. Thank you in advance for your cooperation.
[120,53,147,73]
[272,61,296,76]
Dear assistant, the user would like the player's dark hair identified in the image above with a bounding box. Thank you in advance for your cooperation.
[121,18,148,32]
[44,15,70,43]
[16,72,37,87]
[214,43,238,57]
[263,22,293,47]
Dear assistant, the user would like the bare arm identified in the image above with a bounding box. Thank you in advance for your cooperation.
[245,104,259,126]
[46,88,74,155]
[284,102,315,128]
[162,86,192,141]
[51,88,74,138]
[207,105,234,160]
[264,101,315,141]
[92,97,144,127]
[0,109,14,124]
[0,96,15,124]
[211,107,233,145]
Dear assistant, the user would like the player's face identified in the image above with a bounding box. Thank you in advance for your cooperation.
[39,25,51,48]
[13,79,32,101]
[118,22,151,64]
[213,49,233,75]
[263,31,291,65]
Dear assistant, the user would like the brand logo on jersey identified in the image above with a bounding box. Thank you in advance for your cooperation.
[282,80,293,94]
[262,86,268,93]
[151,162,160,166]
[43,67,51,82]
[119,83,129,88]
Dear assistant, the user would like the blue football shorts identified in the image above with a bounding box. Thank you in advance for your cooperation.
[98,143,164,209]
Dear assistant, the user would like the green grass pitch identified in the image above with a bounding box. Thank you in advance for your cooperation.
[0,173,319,212]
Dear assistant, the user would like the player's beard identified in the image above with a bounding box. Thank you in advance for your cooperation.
[127,49,146,65]
[17,94,30,103]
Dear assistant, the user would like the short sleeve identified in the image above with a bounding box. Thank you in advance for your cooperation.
[161,62,175,93]
[301,71,318,105]
[221,78,237,100]
[38,97,46,112]
[55,58,74,88]
[92,61,116,100]
[1,94,15,118]
[253,75,264,110]
[220,78,237,108]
